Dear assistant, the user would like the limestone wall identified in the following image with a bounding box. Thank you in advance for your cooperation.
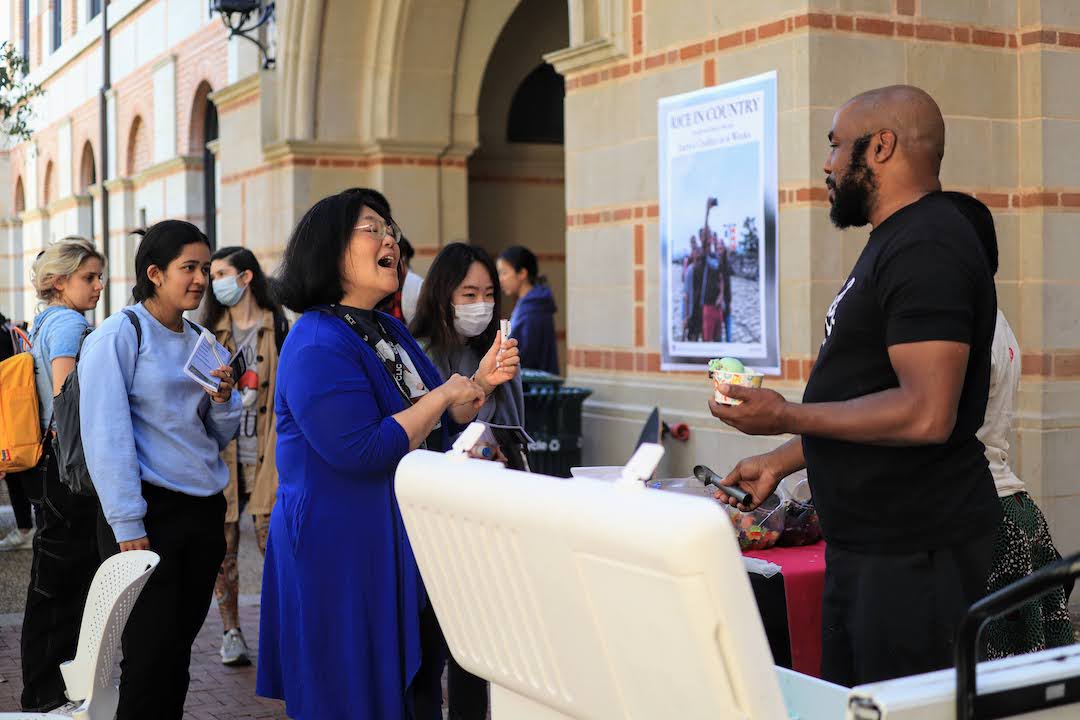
[559,0,1080,560]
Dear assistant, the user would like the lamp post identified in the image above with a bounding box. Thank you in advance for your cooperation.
[211,1,276,69]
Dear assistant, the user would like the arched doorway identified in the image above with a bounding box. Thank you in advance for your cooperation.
[43,161,55,206]
[468,0,569,370]
[190,82,219,249]
[79,142,96,191]
[79,141,97,240]
[126,116,148,177]
[203,102,219,248]
[14,177,25,214]
[189,82,219,248]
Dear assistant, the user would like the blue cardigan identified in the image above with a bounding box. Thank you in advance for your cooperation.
[256,309,450,719]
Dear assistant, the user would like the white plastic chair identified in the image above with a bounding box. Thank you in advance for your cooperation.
[0,550,160,720]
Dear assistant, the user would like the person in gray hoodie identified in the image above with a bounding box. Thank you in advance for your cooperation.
[409,241,525,720]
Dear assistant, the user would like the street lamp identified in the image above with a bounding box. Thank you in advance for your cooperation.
[212,1,276,69]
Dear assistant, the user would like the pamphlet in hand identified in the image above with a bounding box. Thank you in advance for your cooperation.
[184,329,231,392]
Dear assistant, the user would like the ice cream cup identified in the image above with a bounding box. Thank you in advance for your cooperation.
[710,368,764,405]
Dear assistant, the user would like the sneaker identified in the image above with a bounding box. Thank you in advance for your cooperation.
[0,528,33,551]
[220,628,251,666]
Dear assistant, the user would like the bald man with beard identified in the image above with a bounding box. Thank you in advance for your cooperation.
[708,86,1001,685]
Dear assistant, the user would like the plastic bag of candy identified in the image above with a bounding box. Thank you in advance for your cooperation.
[777,476,821,546]
[722,493,786,551]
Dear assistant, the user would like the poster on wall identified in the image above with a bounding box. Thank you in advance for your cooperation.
[658,71,780,374]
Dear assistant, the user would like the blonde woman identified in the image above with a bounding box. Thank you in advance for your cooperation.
[21,236,105,713]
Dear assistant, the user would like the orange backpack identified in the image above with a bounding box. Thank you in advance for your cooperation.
[0,326,44,473]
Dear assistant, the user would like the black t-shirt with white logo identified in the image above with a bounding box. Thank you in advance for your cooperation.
[802,192,1001,553]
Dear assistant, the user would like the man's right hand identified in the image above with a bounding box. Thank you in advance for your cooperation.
[119,536,151,552]
[714,452,786,511]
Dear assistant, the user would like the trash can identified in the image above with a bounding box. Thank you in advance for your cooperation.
[523,385,593,478]
[520,368,565,390]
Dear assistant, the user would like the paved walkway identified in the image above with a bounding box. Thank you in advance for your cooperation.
[0,600,289,719]
[0,488,286,718]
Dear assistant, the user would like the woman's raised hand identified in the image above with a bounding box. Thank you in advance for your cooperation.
[475,332,521,394]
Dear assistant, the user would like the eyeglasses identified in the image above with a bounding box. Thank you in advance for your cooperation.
[353,219,401,244]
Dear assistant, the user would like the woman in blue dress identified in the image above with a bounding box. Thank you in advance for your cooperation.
[256,188,520,719]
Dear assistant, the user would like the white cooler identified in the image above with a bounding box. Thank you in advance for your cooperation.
[395,447,1080,719]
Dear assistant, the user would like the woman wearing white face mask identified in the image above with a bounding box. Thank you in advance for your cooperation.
[202,246,290,667]
[409,241,525,719]
[411,242,525,439]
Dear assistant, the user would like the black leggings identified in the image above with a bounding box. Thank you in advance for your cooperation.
[20,450,99,712]
[4,470,35,530]
[97,483,226,720]
[411,602,489,720]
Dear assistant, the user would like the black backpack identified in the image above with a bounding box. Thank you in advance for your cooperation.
[272,310,289,354]
[53,309,196,496]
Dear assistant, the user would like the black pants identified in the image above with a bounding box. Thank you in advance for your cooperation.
[97,483,226,720]
[448,656,489,720]
[4,470,34,529]
[20,449,100,712]
[821,530,996,687]
[411,601,449,720]
[411,602,488,720]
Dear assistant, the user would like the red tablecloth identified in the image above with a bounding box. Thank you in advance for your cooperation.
[744,540,826,677]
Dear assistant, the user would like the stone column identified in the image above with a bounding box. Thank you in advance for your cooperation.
[1012,2,1080,553]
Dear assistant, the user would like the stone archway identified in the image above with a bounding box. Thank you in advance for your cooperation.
[277,1,616,149]
[466,0,569,370]
[270,0,585,273]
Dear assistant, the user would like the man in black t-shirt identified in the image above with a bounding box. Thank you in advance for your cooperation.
[708,85,1001,686]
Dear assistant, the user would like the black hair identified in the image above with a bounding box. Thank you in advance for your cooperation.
[398,236,415,264]
[275,188,394,313]
[201,246,283,328]
[410,242,501,357]
[132,220,210,302]
[498,245,544,285]
[943,191,998,276]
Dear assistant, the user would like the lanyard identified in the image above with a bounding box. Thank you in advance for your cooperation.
[333,305,416,410]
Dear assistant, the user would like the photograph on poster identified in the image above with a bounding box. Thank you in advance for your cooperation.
[658,72,780,373]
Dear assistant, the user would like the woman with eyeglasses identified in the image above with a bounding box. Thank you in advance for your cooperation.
[256,188,521,720]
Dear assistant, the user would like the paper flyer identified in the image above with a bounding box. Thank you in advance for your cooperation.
[184,329,231,392]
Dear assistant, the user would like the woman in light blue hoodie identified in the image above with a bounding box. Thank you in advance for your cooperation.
[79,220,240,720]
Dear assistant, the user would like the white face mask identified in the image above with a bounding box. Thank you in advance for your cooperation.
[453,301,494,338]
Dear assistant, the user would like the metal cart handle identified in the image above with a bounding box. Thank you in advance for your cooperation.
[955,550,1080,720]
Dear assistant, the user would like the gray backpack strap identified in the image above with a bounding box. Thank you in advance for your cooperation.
[120,309,143,353]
